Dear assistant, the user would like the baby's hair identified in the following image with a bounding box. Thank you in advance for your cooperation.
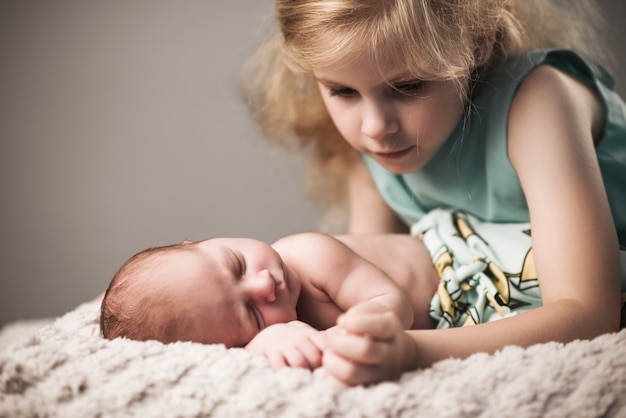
[241,0,609,229]
[100,242,196,344]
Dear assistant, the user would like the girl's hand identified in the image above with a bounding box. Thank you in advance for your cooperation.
[323,310,418,386]
[245,321,328,370]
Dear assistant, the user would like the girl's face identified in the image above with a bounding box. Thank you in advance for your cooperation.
[314,52,465,174]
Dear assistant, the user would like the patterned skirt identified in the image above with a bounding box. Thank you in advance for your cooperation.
[411,209,542,328]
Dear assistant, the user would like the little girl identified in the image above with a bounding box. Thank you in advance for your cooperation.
[242,0,626,385]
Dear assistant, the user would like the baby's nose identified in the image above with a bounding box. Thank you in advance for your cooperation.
[244,270,276,303]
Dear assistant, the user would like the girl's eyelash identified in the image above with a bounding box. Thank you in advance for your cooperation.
[327,81,426,98]
[328,87,357,97]
[393,80,425,96]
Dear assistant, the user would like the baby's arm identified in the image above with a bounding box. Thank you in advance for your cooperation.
[273,232,415,330]
[247,233,416,371]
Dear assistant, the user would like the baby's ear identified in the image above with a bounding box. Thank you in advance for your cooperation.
[474,31,497,66]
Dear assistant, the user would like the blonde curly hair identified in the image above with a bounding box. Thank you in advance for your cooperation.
[241,0,608,229]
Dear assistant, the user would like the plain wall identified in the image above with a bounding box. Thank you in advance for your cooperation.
[1,1,625,326]
[0,0,320,326]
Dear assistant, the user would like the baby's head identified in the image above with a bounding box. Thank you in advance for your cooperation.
[100,238,300,347]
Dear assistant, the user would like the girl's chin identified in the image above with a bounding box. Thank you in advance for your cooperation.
[367,148,427,173]
[375,159,423,174]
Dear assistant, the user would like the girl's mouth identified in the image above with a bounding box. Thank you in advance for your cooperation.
[372,146,416,161]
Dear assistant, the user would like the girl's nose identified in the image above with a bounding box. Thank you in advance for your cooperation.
[242,270,276,304]
[361,100,398,141]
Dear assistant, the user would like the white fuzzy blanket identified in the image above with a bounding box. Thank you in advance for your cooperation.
[1,301,625,418]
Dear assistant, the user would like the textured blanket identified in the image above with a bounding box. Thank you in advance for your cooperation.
[1,300,625,418]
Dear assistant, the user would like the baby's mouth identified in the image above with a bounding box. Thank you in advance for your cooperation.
[279,264,288,290]
[278,265,295,304]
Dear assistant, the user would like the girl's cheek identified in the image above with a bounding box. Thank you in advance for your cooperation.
[330,110,361,143]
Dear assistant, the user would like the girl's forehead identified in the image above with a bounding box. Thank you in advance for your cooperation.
[302,33,434,79]
[313,49,426,84]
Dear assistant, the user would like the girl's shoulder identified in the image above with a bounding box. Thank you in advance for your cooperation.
[477,48,619,157]
[484,49,615,101]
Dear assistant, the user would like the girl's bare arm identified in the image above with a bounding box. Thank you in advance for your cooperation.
[323,65,622,385]
[345,153,408,234]
[506,65,621,336]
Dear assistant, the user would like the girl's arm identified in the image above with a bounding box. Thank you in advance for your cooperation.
[506,64,621,336]
[345,152,408,234]
[322,65,622,385]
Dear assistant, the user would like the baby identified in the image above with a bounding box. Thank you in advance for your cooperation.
[100,232,440,369]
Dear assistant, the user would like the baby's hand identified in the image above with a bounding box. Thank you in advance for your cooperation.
[245,321,327,370]
[323,310,417,386]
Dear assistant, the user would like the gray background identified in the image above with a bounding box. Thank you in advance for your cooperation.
[1,1,625,326]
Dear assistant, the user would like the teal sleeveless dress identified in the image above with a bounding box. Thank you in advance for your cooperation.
[362,49,626,244]
[361,49,626,327]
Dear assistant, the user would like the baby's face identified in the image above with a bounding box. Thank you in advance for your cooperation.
[158,238,300,347]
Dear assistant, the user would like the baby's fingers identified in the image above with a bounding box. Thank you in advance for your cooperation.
[266,351,289,370]
[294,339,324,369]
[268,343,323,370]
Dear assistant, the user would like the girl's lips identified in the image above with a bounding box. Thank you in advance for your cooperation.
[372,146,415,161]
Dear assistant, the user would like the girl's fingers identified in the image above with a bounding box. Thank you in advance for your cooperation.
[326,332,387,365]
[324,331,418,386]
[337,311,401,340]
[322,348,380,386]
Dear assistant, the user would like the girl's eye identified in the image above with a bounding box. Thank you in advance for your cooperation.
[328,86,358,98]
[393,80,425,97]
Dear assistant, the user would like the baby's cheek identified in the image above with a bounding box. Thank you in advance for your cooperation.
[264,304,297,327]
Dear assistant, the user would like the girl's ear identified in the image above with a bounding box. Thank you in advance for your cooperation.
[474,31,497,66]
